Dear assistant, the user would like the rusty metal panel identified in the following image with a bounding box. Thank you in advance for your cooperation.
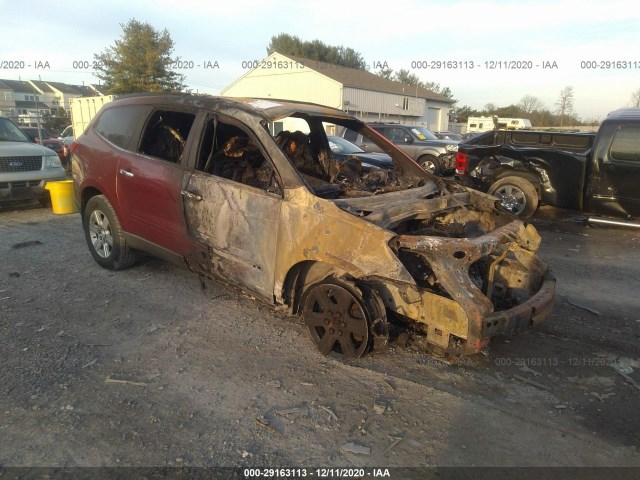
[183,171,281,298]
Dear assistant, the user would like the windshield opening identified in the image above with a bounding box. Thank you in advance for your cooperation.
[0,118,30,142]
[267,114,431,199]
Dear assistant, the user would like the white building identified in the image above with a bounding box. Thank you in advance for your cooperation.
[222,52,455,132]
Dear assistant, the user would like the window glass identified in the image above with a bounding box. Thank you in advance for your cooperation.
[94,105,147,150]
[342,128,358,142]
[138,110,195,163]
[388,128,409,143]
[610,126,640,162]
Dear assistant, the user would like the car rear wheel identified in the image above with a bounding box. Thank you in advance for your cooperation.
[488,176,539,219]
[83,195,137,270]
[419,155,442,175]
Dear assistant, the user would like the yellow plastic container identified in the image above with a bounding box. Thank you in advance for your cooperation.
[45,180,78,214]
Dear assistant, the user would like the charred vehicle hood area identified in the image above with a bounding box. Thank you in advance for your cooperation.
[72,94,555,360]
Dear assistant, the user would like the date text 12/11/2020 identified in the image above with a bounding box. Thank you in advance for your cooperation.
[243,468,391,478]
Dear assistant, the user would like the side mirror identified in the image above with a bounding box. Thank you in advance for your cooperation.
[404,136,413,144]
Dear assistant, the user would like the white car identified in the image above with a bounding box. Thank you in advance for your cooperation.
[58,125,75,146]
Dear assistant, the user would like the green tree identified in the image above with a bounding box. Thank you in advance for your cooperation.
[374,68,456,101]
[375,66,394,79]
[393,68,423,87]
[42,110,70,134]
[94,19,185,94]
[449,105,478,123]
[267,33,367,70]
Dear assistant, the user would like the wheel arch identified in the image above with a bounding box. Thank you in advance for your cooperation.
[80,186,103,216]
[280,260,352,314]
[492,168,542,196]
[416,149,440,160]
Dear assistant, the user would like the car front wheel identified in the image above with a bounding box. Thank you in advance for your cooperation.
[419,155,442,175]
[83,195,137,270]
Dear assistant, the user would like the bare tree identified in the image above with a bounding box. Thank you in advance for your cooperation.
[556,86,575,127]
[484,103,496,113]
[519,95,544,114]
[631,89,640,108]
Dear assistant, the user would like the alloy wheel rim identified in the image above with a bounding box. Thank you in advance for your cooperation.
[89,210,113,258]
[495,185,526,215]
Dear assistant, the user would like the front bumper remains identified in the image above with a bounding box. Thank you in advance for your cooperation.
[390,219,555,355]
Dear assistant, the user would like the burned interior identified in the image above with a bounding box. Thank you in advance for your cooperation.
[139,110,195,163]
[191,117,281,194]
[267,115,429,199]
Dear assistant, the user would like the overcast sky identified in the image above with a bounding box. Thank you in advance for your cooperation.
[2,0,638,121]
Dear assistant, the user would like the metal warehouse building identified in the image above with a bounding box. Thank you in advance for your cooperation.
[222,52,454,132]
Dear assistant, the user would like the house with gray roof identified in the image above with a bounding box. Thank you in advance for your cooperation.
[222,52,455,131]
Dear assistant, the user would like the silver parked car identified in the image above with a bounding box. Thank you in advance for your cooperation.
[0,116,67,204]
[341,123,458,175]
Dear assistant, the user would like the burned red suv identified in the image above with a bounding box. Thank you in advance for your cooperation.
[72,94,555,359]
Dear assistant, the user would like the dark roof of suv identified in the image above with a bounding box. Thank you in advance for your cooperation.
[108,93,357,121]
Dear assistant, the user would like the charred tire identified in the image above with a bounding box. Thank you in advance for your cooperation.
[83,195,137,270]
[419,155,442,175]
[301,278,375,359]
[488,176,539,219]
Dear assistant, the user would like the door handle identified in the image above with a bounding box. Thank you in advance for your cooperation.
[119,169,134,178]
[181,190,203,201]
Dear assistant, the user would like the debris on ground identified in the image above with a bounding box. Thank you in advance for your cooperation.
[519,365,542,377]
[373,398,388,415]
[513,374,552,391]
[590,392,616,402]
[319,405,339,421]
[611,365,640,392]
[567,299,602,316]
[104,376,149,387]
[11,240,43,249]
[382,436,403,455]
[341,442,371,455]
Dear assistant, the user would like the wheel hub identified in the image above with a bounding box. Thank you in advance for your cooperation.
[500,193,518,209]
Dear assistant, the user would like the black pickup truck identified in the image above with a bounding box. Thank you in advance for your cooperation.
[455,109,640,221]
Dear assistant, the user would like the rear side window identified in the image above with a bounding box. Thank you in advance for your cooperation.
[610,126,640,162]
[94,105,148,150]
[138,110,196,164]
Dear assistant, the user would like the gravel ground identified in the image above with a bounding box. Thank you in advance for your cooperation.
[1,202,639,471]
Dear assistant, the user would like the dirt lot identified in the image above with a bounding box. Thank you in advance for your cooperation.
[1,202,639,470]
